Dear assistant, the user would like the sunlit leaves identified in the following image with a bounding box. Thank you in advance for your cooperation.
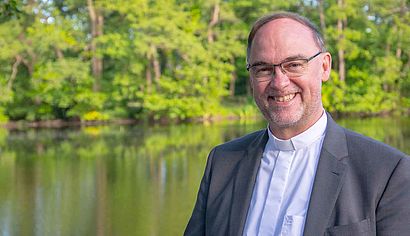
[0,0,409,122]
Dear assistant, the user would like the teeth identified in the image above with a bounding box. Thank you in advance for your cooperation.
[274,93,296,102]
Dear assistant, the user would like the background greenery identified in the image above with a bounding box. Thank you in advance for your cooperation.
[0,0,409,123]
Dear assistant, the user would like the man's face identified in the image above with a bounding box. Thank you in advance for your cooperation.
[249,18,331,138]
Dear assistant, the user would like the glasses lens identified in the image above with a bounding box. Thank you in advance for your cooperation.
[250,65,274,79]
[281,60,308,75]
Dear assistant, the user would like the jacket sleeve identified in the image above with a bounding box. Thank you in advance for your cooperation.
[184,148,216,236]
[376,155,410,235]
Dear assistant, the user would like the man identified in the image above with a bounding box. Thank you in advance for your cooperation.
[184,12,410,236]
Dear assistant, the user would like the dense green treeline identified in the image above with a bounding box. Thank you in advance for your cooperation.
[0,0,409,123]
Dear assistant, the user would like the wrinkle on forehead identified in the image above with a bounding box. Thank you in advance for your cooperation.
[250,18,319,63]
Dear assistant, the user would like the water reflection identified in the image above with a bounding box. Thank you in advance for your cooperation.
[0,117,408,235]
[338,116,410,153]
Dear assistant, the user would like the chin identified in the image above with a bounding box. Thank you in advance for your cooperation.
[267,108,303,126]
[270,117,301,128]
[262,111,301,128]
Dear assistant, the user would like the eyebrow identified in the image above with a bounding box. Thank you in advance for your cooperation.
[249,54,308,66]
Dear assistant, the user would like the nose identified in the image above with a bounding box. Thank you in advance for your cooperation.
[269,66,290,89]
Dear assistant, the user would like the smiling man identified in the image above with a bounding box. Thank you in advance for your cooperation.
[248,15,330,140]
[184,12,410,236]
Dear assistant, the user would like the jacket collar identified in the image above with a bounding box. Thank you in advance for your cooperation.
[229,129,268,236]
[303,112,348,235]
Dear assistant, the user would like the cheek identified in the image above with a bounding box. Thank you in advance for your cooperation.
[301,74,322,92]
[251,81,267,95]
[305,80,323,102]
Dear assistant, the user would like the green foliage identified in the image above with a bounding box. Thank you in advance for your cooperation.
[322,72,347,113]
[0,0,22,22]
[0,0,409,123]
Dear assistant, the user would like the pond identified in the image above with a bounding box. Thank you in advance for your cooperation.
[0,116,409,235]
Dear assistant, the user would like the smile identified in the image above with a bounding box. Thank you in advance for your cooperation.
[271,93,297,102]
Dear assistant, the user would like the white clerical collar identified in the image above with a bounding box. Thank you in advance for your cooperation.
[267,111,327,151]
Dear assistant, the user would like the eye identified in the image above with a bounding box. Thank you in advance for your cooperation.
[283,60,306,72]
[253,66,273,76]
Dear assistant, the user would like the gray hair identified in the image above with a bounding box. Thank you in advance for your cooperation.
[246,12,326,64]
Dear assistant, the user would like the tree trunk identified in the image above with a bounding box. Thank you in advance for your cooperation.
[207,2,220,43]
[229,58,237,97]
[146,61,152,93]
[88,0,104,92]
[8,55,22,90]
[395,0,407,59]
[55,47,64,59]
[318,0,326,41]
[395,37,402,59]
[151,45,161,82]
[337,0,346,82]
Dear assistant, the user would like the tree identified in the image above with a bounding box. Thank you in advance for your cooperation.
[0,0,408,123]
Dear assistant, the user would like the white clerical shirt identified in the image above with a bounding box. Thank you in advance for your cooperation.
[243,112,327,236]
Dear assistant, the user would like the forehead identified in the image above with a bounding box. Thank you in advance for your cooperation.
[250,18,318,61]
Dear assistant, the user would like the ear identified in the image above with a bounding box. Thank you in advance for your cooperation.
[321,52,332,82]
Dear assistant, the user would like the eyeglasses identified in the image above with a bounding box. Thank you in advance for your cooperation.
[246,51,323,82]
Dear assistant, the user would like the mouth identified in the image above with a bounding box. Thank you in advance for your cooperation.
[269,93,297,102]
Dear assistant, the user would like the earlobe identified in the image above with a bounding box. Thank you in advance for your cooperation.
[321,53,332,82]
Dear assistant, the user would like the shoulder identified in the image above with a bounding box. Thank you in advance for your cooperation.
[337,125,410,182]
[324,112,407,162]
[203,129,266,183]
[342,127,408,160]
[323,114,409,179]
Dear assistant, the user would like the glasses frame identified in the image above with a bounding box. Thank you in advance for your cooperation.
[246,51,323,80]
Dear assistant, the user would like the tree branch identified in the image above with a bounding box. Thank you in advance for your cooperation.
[8,55,22,90]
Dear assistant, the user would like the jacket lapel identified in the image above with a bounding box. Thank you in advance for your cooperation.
[303,113,349,235]
[229,130,268,236]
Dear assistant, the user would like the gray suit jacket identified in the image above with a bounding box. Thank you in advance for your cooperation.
[184,113,410,235]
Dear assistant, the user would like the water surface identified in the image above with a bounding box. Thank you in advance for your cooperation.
[0,116,408,235]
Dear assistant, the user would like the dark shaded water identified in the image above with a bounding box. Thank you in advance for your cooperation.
[0,116,408,235]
